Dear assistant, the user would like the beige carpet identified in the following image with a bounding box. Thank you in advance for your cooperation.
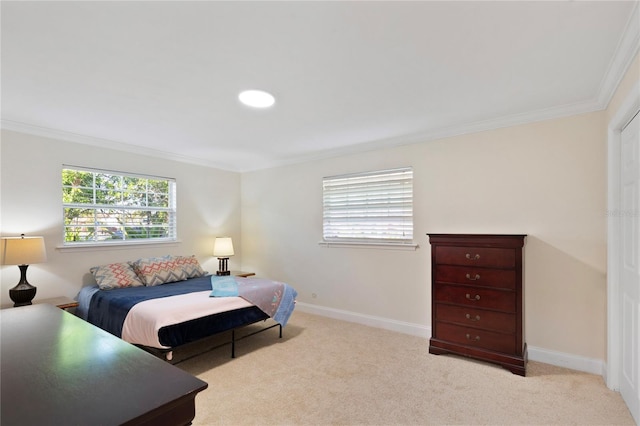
[177,311,635,425]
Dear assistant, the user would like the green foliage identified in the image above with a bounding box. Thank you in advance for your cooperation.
[62,169,174,243]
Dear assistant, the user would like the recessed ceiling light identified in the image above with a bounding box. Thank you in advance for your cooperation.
[238,90,275,108]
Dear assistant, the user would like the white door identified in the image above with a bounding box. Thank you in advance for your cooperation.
[620,110,640,424]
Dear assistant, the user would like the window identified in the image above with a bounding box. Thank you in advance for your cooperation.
[322,167,414,245]
[62,167,177,245]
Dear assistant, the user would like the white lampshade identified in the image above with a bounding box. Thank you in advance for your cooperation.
[1,236,47,265]
[213,237,234,257]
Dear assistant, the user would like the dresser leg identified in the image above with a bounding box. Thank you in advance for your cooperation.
[501,363,526,377]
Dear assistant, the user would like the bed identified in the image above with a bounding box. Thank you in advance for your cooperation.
[76,256,297,362]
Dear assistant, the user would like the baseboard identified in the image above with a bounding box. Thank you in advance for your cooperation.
[295,302,606,376]
[527,346,606,376]
[295,302,431,338]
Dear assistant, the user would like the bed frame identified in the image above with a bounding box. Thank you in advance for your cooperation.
[141,319,283,364]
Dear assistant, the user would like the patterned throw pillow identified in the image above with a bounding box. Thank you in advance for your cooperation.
[131,256,187,286]
[90,262,145,290]
[170,255,207,278]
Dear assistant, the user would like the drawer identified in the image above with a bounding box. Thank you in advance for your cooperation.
[433,284,516,312]
[434,303,516,333]
[435,265,515,290]
[434,322,516,354]
[435,246,515,268]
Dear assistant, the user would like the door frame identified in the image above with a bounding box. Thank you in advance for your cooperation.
[607,80,640,391]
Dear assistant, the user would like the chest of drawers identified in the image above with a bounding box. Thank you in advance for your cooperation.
[428,234,527,376]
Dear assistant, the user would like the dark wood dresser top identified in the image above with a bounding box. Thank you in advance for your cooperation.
[1,304,208,426]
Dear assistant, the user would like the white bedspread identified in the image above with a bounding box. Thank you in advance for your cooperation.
[121,291,253,349]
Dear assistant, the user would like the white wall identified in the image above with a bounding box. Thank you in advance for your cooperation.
[0,130,242,307]
[241,111,608,363]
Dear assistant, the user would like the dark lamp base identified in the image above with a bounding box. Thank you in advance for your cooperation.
[9,264,38,307]
[10,283,37,307]
[216,257,230,276]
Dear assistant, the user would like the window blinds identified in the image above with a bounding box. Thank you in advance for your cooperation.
[322,167,413,243]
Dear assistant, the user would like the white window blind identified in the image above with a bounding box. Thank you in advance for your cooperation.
[62,166,177,245]
[323,167,413,243]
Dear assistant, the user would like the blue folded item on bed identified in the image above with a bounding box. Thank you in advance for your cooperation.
[210,275,239,297]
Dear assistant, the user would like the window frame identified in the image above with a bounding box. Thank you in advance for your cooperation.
[61,166,177,247]
[320,167,417,250]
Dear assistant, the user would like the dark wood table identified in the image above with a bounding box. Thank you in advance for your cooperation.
[1,304,208,425]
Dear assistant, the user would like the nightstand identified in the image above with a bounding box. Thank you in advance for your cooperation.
[34,296,79,310]
[232,271,255,278]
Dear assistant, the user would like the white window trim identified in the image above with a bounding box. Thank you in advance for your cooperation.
[317,240,419,250]
[62,165,177,246]
[56,239,182,252]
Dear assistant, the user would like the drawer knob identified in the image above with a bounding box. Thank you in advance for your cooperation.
[466,334,481,341]
[465,273,481,281]
[465,253,480,260]
[465,293,481,301]
[465,313,481,321]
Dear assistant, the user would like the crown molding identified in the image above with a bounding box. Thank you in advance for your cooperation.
[0,96,609,175]
[258,97,604,173]
[597,1,640,109]
[0,119,240,172]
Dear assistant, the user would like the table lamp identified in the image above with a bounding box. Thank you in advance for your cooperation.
[1,234,47,307]
[213,237,234,276]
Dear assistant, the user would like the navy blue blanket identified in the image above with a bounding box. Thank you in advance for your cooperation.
[87,276,212,339]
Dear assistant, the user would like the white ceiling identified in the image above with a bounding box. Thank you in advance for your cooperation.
[2,1,638,172]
